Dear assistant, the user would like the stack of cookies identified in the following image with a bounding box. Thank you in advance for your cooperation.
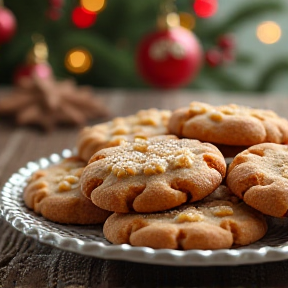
[23,102,288,250]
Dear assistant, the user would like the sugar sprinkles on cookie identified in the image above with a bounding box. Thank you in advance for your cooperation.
[80,137,226,213]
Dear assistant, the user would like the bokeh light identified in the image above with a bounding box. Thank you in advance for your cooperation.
[256,21,281,44]
[80,0,106,13]
[65,48,93,74]
[179,12,195,30]
[193,0,218,18]
[72,6,97,28]
[166,12,180,28]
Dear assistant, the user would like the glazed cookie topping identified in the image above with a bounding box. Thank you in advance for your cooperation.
[58,174,80,192]
[81,138,226,213]
[174,208,204,223]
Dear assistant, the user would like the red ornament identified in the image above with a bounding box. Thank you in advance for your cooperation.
[217,34,235,50]
[72,6,97,28]
[205,48,222,67]
[0,7,17,44]
[193,0,218,18]
[13,63,52,85]
[136,27,203,89]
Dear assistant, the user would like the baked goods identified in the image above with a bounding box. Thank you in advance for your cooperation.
[81,137,226,213]
[23,157,111,224]
[168,102,288,147]
[22,101,288,251]
[77,108,171,162]
[227,143,288,217]
[103,185,268,250]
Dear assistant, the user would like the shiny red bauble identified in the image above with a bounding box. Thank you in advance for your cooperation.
[136,27,203,89]
[13,63,52,84]
[0,7,17,44]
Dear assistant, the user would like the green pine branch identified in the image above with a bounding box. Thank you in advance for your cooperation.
[199,66,249,91]
[256,61,288,91]
[56,30,143,87]
[198,2,283,39]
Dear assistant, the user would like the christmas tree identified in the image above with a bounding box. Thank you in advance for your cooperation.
[0,0,286,91]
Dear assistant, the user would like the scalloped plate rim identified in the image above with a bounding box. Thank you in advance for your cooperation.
[1,150,288,266]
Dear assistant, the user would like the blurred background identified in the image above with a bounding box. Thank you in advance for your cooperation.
[0,0,287,92]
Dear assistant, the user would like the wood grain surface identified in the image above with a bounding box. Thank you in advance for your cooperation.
[1,90,288,288]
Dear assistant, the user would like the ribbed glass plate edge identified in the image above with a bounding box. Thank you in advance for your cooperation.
[1,150,288,266]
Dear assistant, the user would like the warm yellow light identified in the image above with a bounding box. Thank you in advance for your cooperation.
[179,12,195,30]
[256,21,281,44]
[65,48,93,74]
[80,0,106,13]
[166,12,180,28]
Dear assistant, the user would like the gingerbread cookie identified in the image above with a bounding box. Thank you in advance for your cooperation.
[226,143,288,217]
[23,157,111,224]
[77,108,171,162]
[103,185,267,250]
[81,138,226,213]
[168,102,288,147]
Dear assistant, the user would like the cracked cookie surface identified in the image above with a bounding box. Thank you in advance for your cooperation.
[103,185,267,250]
[168,102,288,146]
[77,108,171,162]
[227,143,288,217]
[81,138,226,213]
[23,157,111,224]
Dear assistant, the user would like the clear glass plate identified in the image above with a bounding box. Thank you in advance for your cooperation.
[1,150,288,266]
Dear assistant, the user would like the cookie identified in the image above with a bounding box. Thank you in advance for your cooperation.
[77,108,171,162]
[103,185,267,250]
[81,137,226,213]
[226,143,288,217]
[23,157,111,224]
[168,102,288,146]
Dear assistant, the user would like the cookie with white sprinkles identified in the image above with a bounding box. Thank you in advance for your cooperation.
[77,108,171,162]
[81,138,226,213]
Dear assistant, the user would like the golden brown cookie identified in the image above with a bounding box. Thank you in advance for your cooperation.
[226,143,288,217]
[103,185,267,250]
[81,138,226,213]
[168,102,288,146]
[23,157,111,224]
[77,108,171,162]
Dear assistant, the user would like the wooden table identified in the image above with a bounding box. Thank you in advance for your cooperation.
[1,90,288,287]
